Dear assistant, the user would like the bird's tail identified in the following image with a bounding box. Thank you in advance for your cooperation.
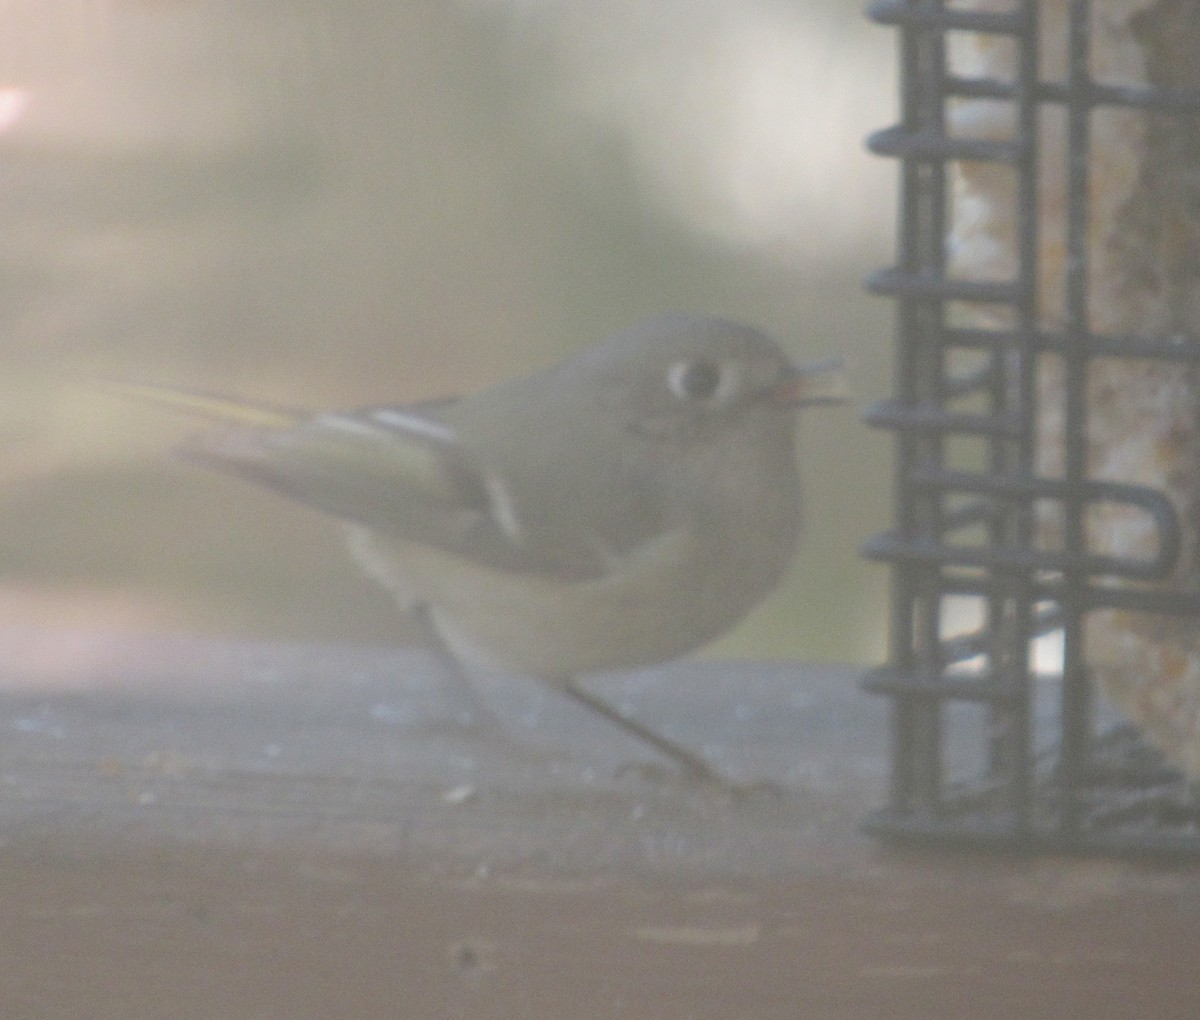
[94,380,303,430]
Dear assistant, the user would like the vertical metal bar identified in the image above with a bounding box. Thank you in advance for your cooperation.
[983,15,1023,793]
[886,5,923,812]
[911,0,950,815]
[886,2,947,815]
[970,0,1038,839]
[1059,0,1094,841]
[997,0,1043,838]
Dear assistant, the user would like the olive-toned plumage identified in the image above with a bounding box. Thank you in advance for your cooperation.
[120,315,846,780]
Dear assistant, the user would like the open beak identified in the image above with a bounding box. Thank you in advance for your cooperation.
[771,358,850,408]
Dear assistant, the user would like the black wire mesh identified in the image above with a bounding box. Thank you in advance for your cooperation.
[862,0,1200,857]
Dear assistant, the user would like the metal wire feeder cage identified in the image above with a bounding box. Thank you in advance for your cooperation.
[861,0,1200,857]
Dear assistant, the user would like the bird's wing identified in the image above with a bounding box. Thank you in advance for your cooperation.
[110,383,617,581]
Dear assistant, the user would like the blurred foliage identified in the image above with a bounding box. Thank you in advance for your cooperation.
[1,0,894,664]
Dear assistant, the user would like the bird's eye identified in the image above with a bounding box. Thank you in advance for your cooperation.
[667,359,723,401]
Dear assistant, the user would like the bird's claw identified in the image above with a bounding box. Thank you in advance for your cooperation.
[614,760,785,800]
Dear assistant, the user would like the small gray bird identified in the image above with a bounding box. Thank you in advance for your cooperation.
[119,314,846,781]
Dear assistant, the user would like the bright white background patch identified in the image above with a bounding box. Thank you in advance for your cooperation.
[454,0,892,259]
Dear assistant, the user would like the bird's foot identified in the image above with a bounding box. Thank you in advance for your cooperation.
[614,759,785,800]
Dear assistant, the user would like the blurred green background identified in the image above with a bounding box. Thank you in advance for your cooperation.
[2,0,894,666]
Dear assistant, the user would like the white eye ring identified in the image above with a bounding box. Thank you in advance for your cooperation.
[667,359,726,402]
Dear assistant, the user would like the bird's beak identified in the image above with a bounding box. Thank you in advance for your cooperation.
[770,359,850,408]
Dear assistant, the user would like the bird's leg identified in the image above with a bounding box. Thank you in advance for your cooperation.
[409,603,496,732]
[409,608,572,773]
[555,677,726,785]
